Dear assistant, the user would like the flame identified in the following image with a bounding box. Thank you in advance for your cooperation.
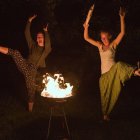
[41,73,73,98]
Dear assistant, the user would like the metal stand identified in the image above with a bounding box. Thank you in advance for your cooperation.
[46,100,70,140]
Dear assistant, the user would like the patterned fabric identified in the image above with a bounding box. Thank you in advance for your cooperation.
[8,49,37,102]
[100,61,134,115]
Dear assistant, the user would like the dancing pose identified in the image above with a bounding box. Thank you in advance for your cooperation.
[83,5,140,121]
[0,15,52,112]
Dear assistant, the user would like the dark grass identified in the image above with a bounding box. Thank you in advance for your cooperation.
[1,84,140,140]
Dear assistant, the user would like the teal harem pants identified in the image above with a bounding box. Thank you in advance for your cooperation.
[99,61,135,115]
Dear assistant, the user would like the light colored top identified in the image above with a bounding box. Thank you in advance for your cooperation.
[98,43,117,74]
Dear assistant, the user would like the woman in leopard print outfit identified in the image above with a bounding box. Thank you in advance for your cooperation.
[0,47,37,105]
[8,48,37,103]
[0,15,52,112]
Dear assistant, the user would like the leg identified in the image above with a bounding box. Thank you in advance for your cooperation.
[7,48,29,74]
[28,102,34,112]
[100,73,112,121]
[25,67,37,112]
[0,47,27,73]
[100,73,122,121]
[0,47,37,111]
[100,62,135,121]
[116,62,136,84]
[8,49,37,111]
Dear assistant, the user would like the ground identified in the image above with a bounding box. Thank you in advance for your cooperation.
[0,75,140,140]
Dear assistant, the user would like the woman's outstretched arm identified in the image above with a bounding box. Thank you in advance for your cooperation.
[25,15,37,49]
[83,4,101,47]
[43,24,52,53]
[0,46,8,54]
[113,7,126,46]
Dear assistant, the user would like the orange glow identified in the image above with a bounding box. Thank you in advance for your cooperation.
[41,73,73,98]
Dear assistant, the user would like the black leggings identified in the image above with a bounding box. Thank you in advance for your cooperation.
[8,49,37,102]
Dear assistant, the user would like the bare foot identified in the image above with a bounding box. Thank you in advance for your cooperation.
[28,102,34,112]
[103,115,110,121]
[134,69,140,76]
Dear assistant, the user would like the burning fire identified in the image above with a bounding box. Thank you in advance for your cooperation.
[41,73,73,98]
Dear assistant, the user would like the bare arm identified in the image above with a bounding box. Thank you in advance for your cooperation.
[24,15,37,49]
[83,23,100,47]
[85,4,94,25]
[113,7,126,46]
[83,4,101,47]
[43,25,52,53]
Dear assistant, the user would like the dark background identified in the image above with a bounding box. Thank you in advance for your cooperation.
[0,0,139,95]
[0,0,140,139]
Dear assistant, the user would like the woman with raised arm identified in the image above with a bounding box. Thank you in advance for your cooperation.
[0,15,52,112]
[83,5,140,121]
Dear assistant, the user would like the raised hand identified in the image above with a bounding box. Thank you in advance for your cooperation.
[83,22,89,29]
[119,7,126,18]
[28,15,37,23]
[85,4,95,25]
[43,24,49,32]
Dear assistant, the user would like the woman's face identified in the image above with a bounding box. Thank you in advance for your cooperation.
[37,33,44,46]
[100,32,111,46]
